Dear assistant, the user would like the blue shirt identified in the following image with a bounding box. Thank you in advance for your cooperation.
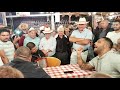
[70,28,92,50]
[24,36,40,48]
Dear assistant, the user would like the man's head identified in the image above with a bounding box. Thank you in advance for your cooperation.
[0,28,10,42]
[14,46,32,62]
[43,27,53,39]
[28,27,37,39]
[76,17,88,31]
[100,20,109,29]
[0,66,24,78]
[57,25,65,36]
[112,20,120,31]
[26,42,37,53]
[94,37,113,54]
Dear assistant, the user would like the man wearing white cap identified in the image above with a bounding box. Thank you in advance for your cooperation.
[39,27,56,57]
[23,27,40,48]
[69,17,93,64]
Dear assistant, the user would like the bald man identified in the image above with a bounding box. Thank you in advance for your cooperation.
[6,46,50,78]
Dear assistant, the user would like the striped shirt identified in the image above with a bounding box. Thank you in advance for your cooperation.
[0,40,15,62]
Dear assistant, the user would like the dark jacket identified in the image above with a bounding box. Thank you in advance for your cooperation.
[32,50,45,62]
[93,27,114,43]
[55,35,70,65]
[10,58,51,78]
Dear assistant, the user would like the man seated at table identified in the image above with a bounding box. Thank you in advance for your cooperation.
[5,46,50,78]
[26,42,45,62]
[77,37,120,78]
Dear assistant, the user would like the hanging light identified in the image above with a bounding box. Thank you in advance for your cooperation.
[93,12,97,15]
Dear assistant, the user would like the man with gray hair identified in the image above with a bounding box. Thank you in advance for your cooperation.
[6,46,50,78]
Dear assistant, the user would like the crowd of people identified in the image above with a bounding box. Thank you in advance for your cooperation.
[0,17,120,78]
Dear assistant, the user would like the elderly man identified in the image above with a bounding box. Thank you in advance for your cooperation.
[0,28,15,64]
[7,46,50,78]
[55,25,70,65]
[69,17,93,64]
[39,27,56,57]
[77,37,120,78]
[93,20,114,43]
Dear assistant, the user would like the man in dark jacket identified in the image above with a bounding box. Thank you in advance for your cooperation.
[93,20,114,43]
[7,46,50,78]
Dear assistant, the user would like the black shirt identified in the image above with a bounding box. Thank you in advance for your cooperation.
[10,58,51,78]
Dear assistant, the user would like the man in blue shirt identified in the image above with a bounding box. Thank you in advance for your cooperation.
[69,17,93,64]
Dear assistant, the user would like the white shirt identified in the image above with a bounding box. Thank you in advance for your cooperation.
[89,50,120,78]
[39,36,56,56]
[0,40,15,62]
[106,31,120,44]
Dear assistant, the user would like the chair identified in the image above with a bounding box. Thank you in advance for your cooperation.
[46,57,61,67]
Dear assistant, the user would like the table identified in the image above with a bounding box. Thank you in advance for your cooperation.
[43,64,95,78]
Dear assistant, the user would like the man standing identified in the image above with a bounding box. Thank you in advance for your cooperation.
[69,17,92,64]
[0,28,15,64]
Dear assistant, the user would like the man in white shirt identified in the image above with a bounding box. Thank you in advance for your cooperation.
[0,28,15,64]
[77,37,120,78]
[106,20,120,44]
[39,27,56,57]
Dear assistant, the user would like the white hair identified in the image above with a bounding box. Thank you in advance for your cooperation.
[57,25,64,32]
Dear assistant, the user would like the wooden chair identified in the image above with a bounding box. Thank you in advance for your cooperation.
[46,57,61,67]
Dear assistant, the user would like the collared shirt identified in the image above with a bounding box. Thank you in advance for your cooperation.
[0,40,15,62]
[70,28,92,50]
[39,36,56,56]
[89,50,120,78]
[24,36,40,48]
[106,31,120,44]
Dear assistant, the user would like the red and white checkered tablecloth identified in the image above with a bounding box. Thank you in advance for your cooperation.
[43,64,95,78]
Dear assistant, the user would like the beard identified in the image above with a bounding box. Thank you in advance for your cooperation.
[94,47,103,55]
[2,39,9,42]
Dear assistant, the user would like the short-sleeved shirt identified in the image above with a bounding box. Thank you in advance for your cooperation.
[24,36,40,48]
[106,31,120,44]
[89,50,120,78]
[70,28,92,50]
[0,40,15,62]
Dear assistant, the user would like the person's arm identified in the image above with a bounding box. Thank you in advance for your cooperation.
[48,38,56,52]
[76,39,91,45]
[13,36,20,48]
[0,50,9,64]
[69,36,84,43]
[77,47,94,70]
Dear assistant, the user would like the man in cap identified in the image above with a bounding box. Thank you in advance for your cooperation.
[69,17,93,64]
[24,27,40,48]
[39,27,56,57]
